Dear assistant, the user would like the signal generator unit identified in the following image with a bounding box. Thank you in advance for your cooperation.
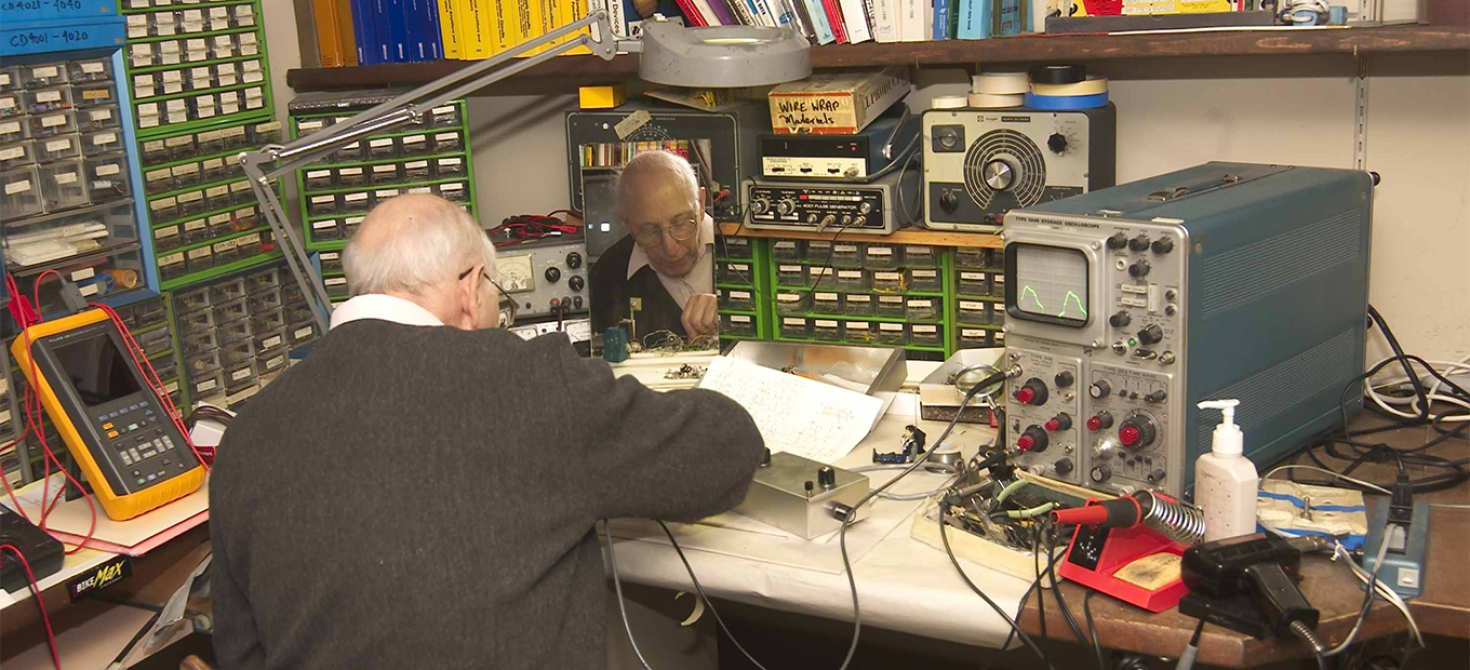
[923,105,1116,231]
[999,163,1374,499]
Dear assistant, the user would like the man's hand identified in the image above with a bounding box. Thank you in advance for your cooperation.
[681,293,719,341]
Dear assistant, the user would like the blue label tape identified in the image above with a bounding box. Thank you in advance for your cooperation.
[1024,91,1110,110]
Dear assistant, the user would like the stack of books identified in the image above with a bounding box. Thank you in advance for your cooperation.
[308,0,1031,67]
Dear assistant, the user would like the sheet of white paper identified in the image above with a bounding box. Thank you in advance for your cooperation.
[697,356,884,464]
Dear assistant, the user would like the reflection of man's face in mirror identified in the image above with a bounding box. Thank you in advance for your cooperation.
[619,176,707,280]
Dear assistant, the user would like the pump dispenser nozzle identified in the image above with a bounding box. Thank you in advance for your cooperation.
[1198,399,1242,456]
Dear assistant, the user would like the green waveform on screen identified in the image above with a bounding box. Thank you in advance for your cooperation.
[1020,284,1087,319]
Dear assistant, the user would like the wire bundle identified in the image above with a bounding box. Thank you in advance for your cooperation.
[488,211,580,247]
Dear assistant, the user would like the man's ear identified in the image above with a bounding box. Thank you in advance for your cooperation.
[456,264,483,327]
[698,186,707,210]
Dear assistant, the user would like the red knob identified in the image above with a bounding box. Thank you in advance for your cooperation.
[1045,419,1060,431]
[1016,387,1035,404]
[1119,425,1141,447]
[1018,434,1035,451]
[1087,412,1113,431]
[1087,416,1102,431]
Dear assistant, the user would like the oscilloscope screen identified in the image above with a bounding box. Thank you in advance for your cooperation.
[1008,244,1091,327]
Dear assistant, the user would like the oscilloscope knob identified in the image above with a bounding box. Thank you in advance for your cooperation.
[1047,133,1068,153]
[1106,233,1128,250]
[939,191,959,213]
[1109,311,1131,328]
[1151,237,1175,254]
[568,276,585,292]
[984,160,1016,191]
[1128,260,1151,277]
[1138,324,1164,345]
[776,199,797,215]
[1128,235,1150,252]
[1054,371,1074,388]
[1018,425,1049,453]
[544,267,561,283]
[1087,412,1114,431]
[1119,416,1158,449]
[1090,465,1113,483]
[1015,378,1049,406]
[751,198,771,215]
[565,252,583,269]
[1089,380,1111,398]
[1055,458,1075,476]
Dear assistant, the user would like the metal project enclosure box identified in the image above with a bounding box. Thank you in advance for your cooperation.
[1000,163,1374,499]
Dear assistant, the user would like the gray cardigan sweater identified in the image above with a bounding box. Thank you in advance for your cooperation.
[209,320,763,669]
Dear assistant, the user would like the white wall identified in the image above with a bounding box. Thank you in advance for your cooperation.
[261,0,1469,361]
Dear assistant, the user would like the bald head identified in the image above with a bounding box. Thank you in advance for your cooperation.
[616,151,699,217]
[344,194,495,297]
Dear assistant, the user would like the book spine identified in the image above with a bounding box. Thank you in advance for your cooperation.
[931,0,948,39]
[514,0,533,51]
[673,0,707,24]
[491,0,514,51]
[565,0,591,54]
[748,0,776,26]
[424,0,444,58]
[801,0,834,42]
[705,0,736,25]
[607,0,627,36]
[839,0,872,41]
[768,0,797,25]
[724,0,756,25]
[437,0,460,58]
[820,0,847,41]
[956,0,990,38]
[311,0,343,67]
[996,0,1020,35]
[464,0,494,56]
[387,0,410,61]
[872,0,898,42]
[781,0,814,36]
[402,0,426,61]
[350,0,374,63]
[374,0,393,61]
[335,0,359,64]
[900,0,925,40]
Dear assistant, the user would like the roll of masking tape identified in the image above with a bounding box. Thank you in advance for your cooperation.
[931,94,969,110]
[1024,91,1110,110]
[972,71,1030,95]
[1030,76,1109,97]
[968,92,1025,109]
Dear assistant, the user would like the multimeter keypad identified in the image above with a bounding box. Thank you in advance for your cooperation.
[92,400,186,489]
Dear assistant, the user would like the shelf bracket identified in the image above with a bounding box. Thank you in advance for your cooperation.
[1354,54,1370,172]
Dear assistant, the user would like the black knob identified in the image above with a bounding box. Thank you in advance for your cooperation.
[1090,465,1112,483]
[1018,425,1050,453]
[1129,260,1151,277]
[1016,377,1049,406]
[1146,390,1168,403]
[1106,233,1128,250]
[1119,416,1158,449]
[760,448,772,467]
[566,252,583,269]
[818,466,836,489]
[939,190,959,213]
[1109,311,1131,328]
[568,275,585,292]
[1045,413,1073,431]
[1138,324,1163,345]
[1128,235,1150,252]
[1087,412,1114,431]
[1147,469,1167,484]
[1047,133,1068,153]
[1089,380,1111,399]
[805,481,814,495]
[1054,371,1074,388]
[544,267,561,283]
[1150,238,1174,255]
[1055,458,1075,475]
[573,296,584,309]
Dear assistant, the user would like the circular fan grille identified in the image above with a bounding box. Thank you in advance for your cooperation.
[962,129,1047,209]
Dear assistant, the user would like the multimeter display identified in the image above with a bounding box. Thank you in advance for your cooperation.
[54,333,144,406]
[13,310,205,521]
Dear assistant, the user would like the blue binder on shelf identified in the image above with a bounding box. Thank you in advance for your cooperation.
[351,0,379,64]
[957,0,993,39]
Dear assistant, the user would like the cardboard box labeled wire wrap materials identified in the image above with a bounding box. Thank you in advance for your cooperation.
[767,66,912,135]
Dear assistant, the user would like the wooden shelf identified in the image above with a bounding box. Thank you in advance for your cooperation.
[287,25,1468,91]
[718,222,1001,248]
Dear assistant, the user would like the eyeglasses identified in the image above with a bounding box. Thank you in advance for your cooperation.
[630,217,699,248]
[459,266,517,328]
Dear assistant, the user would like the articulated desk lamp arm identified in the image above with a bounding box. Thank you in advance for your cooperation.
[239,14,812,334]
[237,12,636,333]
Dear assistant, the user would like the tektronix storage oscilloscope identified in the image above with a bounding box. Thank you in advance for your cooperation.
[999,163,1374,499]
[12,310,205,521]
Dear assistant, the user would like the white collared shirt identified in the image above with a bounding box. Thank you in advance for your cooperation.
[329,294,443,330]
[626,214,715,309]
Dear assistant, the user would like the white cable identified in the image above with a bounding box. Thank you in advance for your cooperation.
[1322,533,1392,656]
[1363,356,1470,422]
[1262,464,1391,495]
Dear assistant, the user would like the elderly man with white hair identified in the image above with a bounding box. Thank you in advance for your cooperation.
[209,194,764,670]
[589,150,719,342]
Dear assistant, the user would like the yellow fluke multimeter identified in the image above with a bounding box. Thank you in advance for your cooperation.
[11,309,205,521]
